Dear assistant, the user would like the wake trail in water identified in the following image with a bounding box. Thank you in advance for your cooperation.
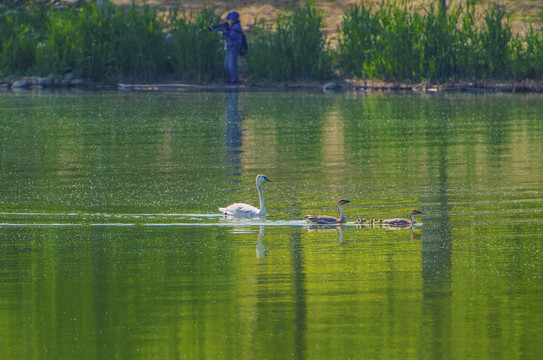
[0,212,317,227]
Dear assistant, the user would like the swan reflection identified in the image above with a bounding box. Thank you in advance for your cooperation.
[256,225,267,259]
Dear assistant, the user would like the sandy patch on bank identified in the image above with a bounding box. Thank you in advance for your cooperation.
[112,0,542,38]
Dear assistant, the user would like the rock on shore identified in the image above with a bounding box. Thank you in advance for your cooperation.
[1,74,85,90]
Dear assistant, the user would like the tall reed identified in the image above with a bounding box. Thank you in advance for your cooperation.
[419,2,460,80]
[69,2,169,81]
[338,0,542,82]
[167,7,225,82]
[0,2,220,82]
[247,0,333,81]
[511,24,543,79]
[0,5,41,74]
[480,3,512,78]
[339,2,378,78]
[339,0,427,81]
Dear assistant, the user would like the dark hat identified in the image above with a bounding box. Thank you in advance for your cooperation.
[226,11,239,21]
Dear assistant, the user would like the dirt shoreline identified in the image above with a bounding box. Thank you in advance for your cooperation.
[3,77,543,93]
[343,79,543,93]
[116,78,543,93]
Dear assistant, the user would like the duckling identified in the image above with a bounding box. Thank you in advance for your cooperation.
[306,199,351,224]
[382,209,422,227]
[355,217,368,224]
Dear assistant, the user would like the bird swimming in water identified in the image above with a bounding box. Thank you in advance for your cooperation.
[218,174,272,217]
[382,209,422,227]
[305,199,351,224]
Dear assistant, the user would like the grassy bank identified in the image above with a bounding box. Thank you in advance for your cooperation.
[1,0,543,86]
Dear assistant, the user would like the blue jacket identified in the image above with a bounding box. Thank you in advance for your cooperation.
[222,22,243,51]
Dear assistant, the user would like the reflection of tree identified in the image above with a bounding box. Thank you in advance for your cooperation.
[483,97,512,170]
[289,227,307,360]
[322,110,344,180]
[420,111,453,357]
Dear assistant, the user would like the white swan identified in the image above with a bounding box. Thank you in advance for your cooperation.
[218,174,272,217]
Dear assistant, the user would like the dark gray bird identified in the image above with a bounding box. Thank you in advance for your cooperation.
[305,199,351,224]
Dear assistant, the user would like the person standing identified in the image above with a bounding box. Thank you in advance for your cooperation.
[222,11,242,85]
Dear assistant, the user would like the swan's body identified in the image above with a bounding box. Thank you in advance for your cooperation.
[218,174,272,217]
[382,209,422,227]
[306,199,351,224]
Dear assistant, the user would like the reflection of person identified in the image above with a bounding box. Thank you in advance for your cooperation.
[224,91,242,169]
[222,11,242,85]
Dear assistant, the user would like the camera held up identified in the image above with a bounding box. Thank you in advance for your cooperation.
[208,22,229,32]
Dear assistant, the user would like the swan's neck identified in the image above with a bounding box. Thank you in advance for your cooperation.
[338,204,346,222]
[257,180,266,215]
[410,213,417,224]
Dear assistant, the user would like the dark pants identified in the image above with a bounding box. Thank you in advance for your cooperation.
[225,49,239,83]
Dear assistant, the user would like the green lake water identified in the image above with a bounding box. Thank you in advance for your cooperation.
[0,89,542,359]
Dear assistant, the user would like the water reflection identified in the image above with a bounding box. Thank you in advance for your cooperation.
[2,92,543,359]
[422,108,453,298]
[420,111,453,358]
[288,226,307,360]
[307,223,345,245]
[224,91,242,172]
[256,225,267,259]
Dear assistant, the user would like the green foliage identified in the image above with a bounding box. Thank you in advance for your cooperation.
[247,0,333,81]
[0,8,40,74]
[2,0,543,83]
[0,2,221,82]
[338,0,543,82]
[167,7,224,82]
[420,2,460,80]
[339,2,378,77]
[511,25,543,79]
[480,4,512,77]
[64,3,168,81]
